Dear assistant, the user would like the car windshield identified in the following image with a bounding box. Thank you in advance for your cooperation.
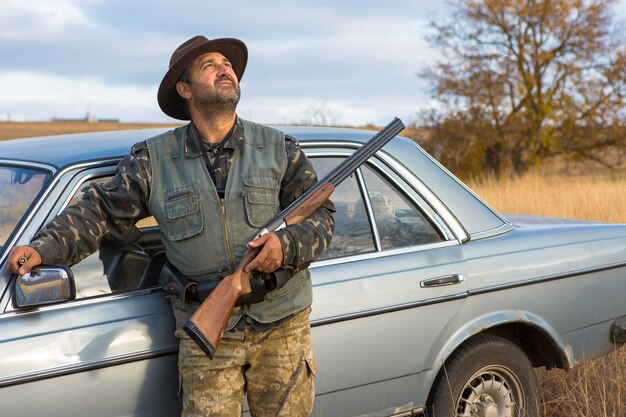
[0,165,51,250]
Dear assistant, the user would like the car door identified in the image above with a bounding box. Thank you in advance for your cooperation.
[307,153,468,417]
[0,164,180,417]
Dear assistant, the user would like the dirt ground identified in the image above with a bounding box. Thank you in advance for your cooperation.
[0,121,180,141]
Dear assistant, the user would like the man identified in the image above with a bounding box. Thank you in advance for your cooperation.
[7,36,334,416]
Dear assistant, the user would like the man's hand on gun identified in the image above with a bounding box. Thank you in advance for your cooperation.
[6,246,42,275]
[231,232,284,306]
[245,232,283,274]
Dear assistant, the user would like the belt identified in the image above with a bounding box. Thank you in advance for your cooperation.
[158,261,220,303]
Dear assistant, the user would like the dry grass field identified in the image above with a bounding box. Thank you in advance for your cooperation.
[469,171,626,417]
[468,172,626,224]
[0,120,179,141]
[3,121,625,416]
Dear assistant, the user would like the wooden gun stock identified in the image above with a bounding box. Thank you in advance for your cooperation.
[183,251,254,359]
[182,117,405,359]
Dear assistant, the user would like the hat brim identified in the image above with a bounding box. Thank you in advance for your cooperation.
[157,38,248,120]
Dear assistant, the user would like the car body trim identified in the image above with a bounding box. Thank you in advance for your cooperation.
[357,403,425,417]
[311,291,469,327]
[310,240,460,270]
[355,167,383,251]
[0,346,178,388]
[467,260,626,296]
[469,222,514,240]
[0,159,57,174]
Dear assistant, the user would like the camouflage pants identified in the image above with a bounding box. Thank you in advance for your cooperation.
[176,307,316,417]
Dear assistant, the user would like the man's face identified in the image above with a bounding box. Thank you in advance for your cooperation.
[180,52,241,112]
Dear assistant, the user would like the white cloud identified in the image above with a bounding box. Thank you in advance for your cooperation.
[0,0,99,40]
[0,71,163,122]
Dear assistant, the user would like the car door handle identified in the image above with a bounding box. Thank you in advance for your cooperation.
[420,274,464,288]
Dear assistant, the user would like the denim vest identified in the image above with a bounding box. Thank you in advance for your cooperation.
[146,120,312,326]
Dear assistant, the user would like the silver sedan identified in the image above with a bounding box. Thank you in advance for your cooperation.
[1,126,625,417]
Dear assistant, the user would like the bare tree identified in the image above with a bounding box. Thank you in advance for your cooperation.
[300,102,342,127]
[420,0,626,177]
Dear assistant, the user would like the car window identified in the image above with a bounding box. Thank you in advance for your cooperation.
[361,165,443,250]
[0,165,50,251]
[310,156,443,259]
[66,176,158,299]
[311,157,376,260]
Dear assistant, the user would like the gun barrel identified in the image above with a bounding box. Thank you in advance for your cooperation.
[324,117,404,187]
[263,117,405,232]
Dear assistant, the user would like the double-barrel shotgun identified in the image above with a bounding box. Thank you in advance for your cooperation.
[183,117,406,359]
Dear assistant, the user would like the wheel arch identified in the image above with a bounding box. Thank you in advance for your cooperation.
[481,322,567,369]
[417,310,574,405]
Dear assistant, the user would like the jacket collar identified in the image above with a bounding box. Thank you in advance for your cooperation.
[184,117,245,158]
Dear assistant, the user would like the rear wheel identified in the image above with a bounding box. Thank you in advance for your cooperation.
[426,334,539,417]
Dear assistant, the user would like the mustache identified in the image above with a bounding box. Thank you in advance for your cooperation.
[215,75,235,86]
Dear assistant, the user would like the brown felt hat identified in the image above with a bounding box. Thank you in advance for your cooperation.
[157,36,248,120]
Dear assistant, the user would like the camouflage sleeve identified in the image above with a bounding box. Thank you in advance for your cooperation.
[275,136,335,270]
[30,142,152,266]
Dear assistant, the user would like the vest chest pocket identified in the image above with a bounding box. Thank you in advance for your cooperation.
[165,188,203,241]
[243,174,280,227]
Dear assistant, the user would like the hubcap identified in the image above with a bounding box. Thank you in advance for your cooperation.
[455,366,523,417]
[472,395,499,417]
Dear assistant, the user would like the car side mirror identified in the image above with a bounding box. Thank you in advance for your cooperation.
[14,266,76,309]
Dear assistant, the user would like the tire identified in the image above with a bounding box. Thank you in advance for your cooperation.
[426,334,539,417]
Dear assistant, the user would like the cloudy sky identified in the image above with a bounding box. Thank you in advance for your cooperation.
[1,0,625,126]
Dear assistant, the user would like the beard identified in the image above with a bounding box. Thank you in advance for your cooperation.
[189,76,241,118]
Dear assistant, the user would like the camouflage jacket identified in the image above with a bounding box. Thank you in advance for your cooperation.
[31,118,335,273]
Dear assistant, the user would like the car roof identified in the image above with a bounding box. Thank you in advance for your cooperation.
[0,125,377,169]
